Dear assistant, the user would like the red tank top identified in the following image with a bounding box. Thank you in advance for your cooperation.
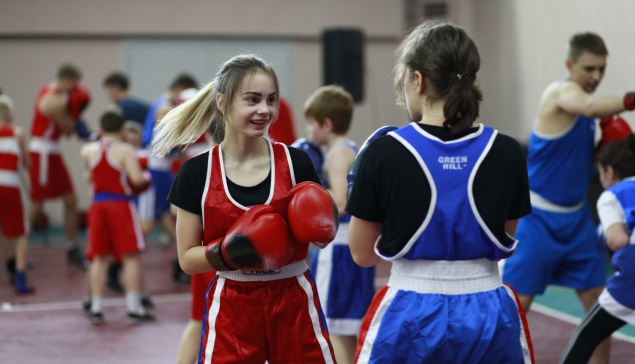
[0,125,20,172]
[90,139,134,196]
[202,141,308,263]
[30,85,66,141]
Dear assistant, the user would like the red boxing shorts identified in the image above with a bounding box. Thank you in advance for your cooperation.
[0,185,29,238]
[29,152,74,201]
[199,261,336,364]
[86,200,146,258]
[191,271,217,320]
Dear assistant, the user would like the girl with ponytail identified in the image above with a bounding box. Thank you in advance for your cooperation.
[160,54,336,363]
[561,134,635,363]
[346,21,534,363]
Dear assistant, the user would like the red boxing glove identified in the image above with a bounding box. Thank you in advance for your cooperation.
[287,182,339,246]
[68,83,91,120]
[205,205,295,271]
[624,92,635,111]
[127,170,152,196]
[599,114,633,149]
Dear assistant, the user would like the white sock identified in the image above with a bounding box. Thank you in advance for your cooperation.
[90,296,102,314]
[126,292,145,315]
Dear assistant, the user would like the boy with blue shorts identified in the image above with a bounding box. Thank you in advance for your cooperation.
[302,85,375,364]
[502,32,635,363]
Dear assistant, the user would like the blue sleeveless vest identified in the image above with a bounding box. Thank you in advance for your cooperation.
[527,115,596,206]
[381,123,517,261]
[606,178,635,308]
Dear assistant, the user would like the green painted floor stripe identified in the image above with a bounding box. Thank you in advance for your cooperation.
[535,285,635,338]
[28,226,167,245]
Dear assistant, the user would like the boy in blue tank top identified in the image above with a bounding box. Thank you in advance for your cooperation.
[302,85,375,364]
[502,32,635,363]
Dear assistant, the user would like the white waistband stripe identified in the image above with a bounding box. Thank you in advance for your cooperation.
[529,190,583,213]
[388,258,502,295]
[216,260,308,282]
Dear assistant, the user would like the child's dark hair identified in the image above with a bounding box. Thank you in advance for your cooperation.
[170,74,198,91]
[395,20,482,134]
[100,111,125,133]
[57,63,82,80]
[567,32,608,62]
[598,134,635,180]
[103,72,129,90]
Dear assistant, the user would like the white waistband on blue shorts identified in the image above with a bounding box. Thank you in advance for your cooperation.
[529,190,584,213]
[388,258,502,295]
[216,260,308,282]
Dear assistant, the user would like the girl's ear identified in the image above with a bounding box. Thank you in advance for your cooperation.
[413,70,426,95]
[216,93,225,114]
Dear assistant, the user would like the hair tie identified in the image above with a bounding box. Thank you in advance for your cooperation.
[456,73,463,80]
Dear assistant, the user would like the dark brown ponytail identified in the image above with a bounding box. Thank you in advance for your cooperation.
[395,21,482,134]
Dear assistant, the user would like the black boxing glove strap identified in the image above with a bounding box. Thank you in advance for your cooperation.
[205,241,235,271]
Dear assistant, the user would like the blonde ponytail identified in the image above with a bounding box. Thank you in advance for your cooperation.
[152,80,219,157]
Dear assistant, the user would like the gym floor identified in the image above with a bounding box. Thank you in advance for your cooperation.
[1,229,634,363]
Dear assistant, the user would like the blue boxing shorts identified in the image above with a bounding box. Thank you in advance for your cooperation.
[310,222,375,335]
[502,204,606,295]
[355,259,533,364]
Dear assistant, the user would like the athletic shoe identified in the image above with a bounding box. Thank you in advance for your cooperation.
[141,295,155,310]
[127,312,155,324]
[14,271,35,294]
[88,311,104,325]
